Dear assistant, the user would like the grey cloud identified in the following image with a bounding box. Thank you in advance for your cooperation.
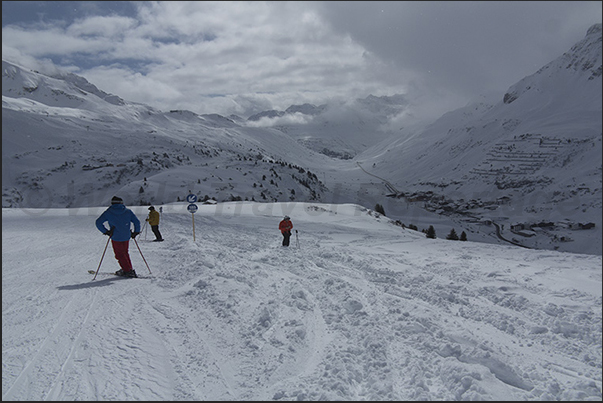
[315,1,602,99]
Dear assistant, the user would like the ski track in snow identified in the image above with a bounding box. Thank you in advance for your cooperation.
[2,203,602,401]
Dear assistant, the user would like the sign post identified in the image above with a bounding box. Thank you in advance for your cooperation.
[186,194,198,241]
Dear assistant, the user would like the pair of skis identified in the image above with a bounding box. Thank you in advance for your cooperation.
[87,270,150,279]
[91,236,152,280]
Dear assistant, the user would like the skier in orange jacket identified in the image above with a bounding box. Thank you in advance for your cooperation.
[279,216,293,247]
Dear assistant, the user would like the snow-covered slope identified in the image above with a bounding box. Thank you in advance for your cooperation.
[2,59,332,209]
[355,24,602,255]
[2,202,601,400]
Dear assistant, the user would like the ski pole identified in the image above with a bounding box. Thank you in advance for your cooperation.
[295,230,300,249]
[92,236,111,280]
[133,237,152,274]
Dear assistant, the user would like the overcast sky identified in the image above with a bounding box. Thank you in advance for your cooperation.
[2,1,601,121]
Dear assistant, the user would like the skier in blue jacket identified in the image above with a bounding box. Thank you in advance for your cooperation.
[95,196,141,277]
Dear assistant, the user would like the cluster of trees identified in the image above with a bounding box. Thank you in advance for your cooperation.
[389,211,469,242]
[425,226,467,241]
[445,228,467,241]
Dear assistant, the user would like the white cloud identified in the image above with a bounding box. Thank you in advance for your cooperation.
[2,1,601,120]
[68,2,399,117]
[2,26,108,56]
[245,112,315,128]
[66,15,137,38]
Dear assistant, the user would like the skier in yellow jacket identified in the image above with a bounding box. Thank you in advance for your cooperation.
[146,206,164,242]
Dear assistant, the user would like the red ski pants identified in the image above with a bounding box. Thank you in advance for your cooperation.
[111,240,133,271]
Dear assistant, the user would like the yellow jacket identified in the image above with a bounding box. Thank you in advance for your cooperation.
[147,210,160,226]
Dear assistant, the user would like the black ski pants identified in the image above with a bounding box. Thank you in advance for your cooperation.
[151,225,163,240]
[282,231,291,247]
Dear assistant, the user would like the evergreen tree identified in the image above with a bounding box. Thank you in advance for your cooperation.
[446,228,459,240]
[460,231,468,241]
[426,225,436,239]
[375,203,386,216]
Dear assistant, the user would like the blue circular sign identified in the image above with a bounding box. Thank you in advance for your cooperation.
[187,194,198,203]
[187,203,198,214]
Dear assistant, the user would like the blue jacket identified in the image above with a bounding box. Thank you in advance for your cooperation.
[96,204,141,242]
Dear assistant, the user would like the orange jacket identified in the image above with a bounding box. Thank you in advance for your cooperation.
[279,219,293,233]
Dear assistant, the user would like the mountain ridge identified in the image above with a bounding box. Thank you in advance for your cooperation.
[2,24,601,254]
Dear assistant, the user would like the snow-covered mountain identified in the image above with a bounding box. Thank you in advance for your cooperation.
[356,24,602,255]
[2,24,601,254]
[2,59,333,210]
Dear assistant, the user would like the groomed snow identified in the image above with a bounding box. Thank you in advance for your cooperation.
[2,201,601,400]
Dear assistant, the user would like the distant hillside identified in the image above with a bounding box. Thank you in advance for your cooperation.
[1,60,331,209]
[356,24,602,254]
